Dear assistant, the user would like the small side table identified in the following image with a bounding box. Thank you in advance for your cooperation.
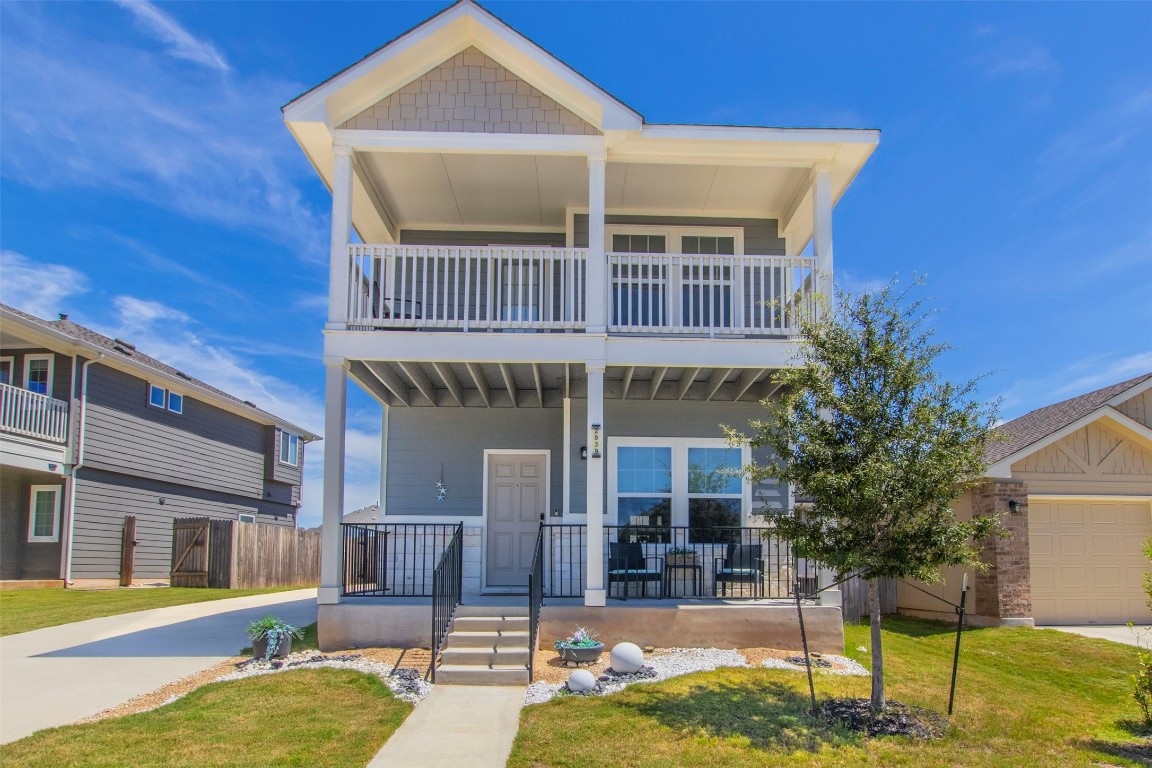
[663,562,704,598]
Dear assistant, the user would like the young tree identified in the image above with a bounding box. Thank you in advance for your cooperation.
[726,280,1000,712]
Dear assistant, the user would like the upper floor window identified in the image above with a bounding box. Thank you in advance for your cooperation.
[28,485,61,542]
[279,430,300,466]
[24,355,53,395]
[149,384,184,414]
[0,357,13,385]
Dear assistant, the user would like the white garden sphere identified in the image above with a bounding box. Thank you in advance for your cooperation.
[567,668,597,693]
[611,642,645,673]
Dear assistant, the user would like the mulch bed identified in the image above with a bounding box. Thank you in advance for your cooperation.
[818,698,948,739]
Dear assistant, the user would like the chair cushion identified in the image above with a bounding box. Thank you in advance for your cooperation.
[718,568,759,577]
[609,569,660,576]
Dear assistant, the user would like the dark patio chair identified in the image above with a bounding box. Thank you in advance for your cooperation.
[607,542,663,599]
[714,544,765,597]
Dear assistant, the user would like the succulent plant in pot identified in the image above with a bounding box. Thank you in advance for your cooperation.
[246,616,303,661]
[554,626,604,664]
[667,546,698,565]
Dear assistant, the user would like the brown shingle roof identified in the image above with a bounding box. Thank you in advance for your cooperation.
[0,303,318,439]
[987,372,1152,465]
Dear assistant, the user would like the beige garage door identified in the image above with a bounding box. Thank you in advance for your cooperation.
[1029,499,1152,625]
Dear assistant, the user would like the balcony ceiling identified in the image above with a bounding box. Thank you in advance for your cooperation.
[358,152,813,231]
[348,360,782,408]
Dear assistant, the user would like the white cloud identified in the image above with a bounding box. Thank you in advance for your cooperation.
[0,8,325,260]
[999,351,1152,417]
[113,1,229,72]
[0,250,88,318]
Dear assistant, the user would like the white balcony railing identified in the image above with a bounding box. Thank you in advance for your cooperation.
[607,252,817,336]
[348,245,587,331]
[345,245,817,336]
[0,382,69,443]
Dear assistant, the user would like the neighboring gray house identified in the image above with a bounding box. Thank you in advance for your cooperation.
[0,304,319,585]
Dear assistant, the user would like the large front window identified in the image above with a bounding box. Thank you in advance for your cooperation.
[609,438,748,542]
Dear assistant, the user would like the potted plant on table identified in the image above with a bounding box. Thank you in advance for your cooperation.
[554,626,604,664]
[246,616,303,661]
[666,546,698,566]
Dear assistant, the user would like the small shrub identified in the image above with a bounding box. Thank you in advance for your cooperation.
[1134,650,1152,728]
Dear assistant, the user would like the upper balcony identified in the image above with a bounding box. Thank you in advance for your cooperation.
[0,382,69,444]
[345,244,818,337]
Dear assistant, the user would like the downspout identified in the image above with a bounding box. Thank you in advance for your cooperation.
[63,352,102,586]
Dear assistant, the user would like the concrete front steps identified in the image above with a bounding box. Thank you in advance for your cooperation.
[436,605,530,685]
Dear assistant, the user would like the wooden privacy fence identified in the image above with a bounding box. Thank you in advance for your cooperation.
[170,517,321,589]
[840,576,897,623]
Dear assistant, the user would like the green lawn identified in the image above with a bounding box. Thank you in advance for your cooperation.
[0,586,310,636]
[0,668,410,768]
[510,617,1148,767]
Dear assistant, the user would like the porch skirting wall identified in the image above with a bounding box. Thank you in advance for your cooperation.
[540,603,843,654]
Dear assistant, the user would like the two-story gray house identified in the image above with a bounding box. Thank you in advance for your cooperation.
[0,304,319,586]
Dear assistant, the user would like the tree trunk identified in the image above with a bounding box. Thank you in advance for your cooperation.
[869,577,885,712]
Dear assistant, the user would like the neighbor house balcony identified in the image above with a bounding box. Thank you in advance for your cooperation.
[0,383,69,444]
[346,244,819,337]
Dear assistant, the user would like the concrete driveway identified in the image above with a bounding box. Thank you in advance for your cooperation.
[0,588,316,744]
[1038,624,1144,647]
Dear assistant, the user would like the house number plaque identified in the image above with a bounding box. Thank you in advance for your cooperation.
[590,424,602,458]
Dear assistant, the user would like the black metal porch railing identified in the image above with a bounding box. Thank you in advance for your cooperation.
[527,525,545,682]
[535,524,818,600]
[341,523,462,597]
[430,523,463,683]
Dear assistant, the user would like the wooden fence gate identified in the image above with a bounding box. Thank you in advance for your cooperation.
[170,517,321,589]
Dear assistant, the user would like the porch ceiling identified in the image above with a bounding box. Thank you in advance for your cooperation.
[348,361,783,408]
[356,152,812,231]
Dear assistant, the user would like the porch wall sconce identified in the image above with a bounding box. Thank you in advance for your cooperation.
[1008,500,1022,514]
[580,446,588,460]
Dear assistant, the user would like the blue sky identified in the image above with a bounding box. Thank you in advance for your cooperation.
[2,1,1149,528]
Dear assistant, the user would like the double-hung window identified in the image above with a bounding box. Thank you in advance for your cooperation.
[24,355,53,395]
[609,437,749,543]
[0,357,13,386]
[279,430,300,466]
[28,485,61,542]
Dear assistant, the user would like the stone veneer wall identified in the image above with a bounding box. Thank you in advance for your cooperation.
[973,479,1033,624]
[339,46,600,135]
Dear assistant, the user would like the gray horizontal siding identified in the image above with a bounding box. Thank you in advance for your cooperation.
[386,408,564,517]
[568,399,786,516]
[0,467,64,579]
[400,230,566,247]
[574,215,786,255]
[82,365,269,498]
[71,468,294,580]
[265,426,303,497]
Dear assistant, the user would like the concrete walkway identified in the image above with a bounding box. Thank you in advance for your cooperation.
[1038,624,1142,647]
[0,588,316,744]
[367,684,525,768]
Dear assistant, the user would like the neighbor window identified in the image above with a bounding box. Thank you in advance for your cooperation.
[238,513,256,524]
[279,430,300,466]
[610,438,748,544]
[24,355,53,396]
[149,385,183,414]
[0,357,13,385]
[28,485,61,542]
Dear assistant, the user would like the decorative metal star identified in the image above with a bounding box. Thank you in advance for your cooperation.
[435,482,447,501]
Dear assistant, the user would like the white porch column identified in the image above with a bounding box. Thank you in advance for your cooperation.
[812,166,834,305]
[319,359,348,605]
[584,361,606,606]
[378,404,389,515]
[327,146,354,330]
[586,150,607,333]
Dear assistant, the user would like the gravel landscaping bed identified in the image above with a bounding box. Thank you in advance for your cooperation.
[216,653,432,704]
[525,647,866,705]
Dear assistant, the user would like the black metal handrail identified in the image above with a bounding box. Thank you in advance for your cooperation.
[341,523,461,597]
[430,523,463,683]
[527,525,545,682]
[534,524,818,600]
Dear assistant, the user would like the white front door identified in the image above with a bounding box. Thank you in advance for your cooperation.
[486,453,545,587]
